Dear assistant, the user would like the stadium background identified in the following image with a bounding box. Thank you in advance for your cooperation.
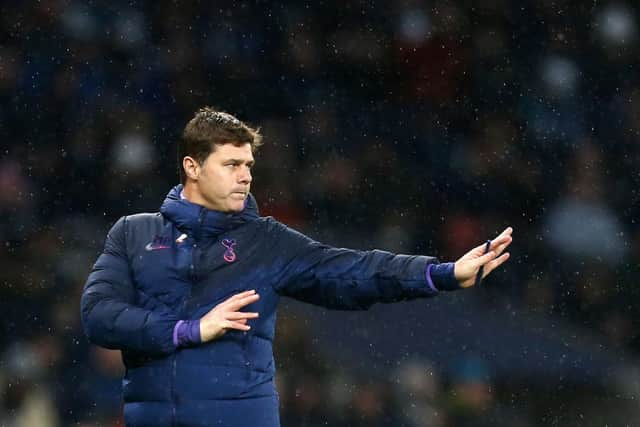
[2,1,640,425]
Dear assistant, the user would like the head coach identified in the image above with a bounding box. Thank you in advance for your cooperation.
[80,107,513,427]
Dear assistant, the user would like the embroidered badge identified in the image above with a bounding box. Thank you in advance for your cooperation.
[221,238,237,263]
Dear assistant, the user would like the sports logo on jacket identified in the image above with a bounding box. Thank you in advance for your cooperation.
[145,235,172,251]
[221,238,237,263]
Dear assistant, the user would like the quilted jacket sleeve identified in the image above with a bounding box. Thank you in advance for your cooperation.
[271,221,442,310]
[80,217,179,355]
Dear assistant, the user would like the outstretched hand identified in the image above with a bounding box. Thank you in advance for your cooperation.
[199,290,260,342]
[454,227,513,288]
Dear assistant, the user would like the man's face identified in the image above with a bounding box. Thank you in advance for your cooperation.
[192,143,254,212]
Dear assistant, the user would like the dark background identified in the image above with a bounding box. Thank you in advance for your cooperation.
[2,1,640,425]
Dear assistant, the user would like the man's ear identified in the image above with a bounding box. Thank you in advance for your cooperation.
[183,156,200,181]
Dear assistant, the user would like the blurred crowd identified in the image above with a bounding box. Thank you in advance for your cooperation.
[2,0,640,425]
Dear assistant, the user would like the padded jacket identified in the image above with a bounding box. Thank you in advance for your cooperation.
[80,185,444,427]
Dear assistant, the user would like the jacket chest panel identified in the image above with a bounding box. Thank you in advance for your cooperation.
[185,238,271,314]
[129,228,271,315]
[131,242,192,310]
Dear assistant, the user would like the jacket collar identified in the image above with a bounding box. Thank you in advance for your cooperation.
[160,184,260,237]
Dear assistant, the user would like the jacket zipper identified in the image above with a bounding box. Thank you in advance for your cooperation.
[171,354,177,426]
[172,212,204,424]
[189,209,206,281]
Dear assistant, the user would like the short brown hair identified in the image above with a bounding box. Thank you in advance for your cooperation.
[178,107,263,183]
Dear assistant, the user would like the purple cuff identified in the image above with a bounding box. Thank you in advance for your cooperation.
[425,264,439,293]
[172,319,202,348]
[425,262,461,291]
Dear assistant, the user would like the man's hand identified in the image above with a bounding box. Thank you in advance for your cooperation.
[454,227,513,288]
[199,290,260,342]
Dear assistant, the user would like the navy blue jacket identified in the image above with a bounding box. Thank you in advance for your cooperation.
[81,185,453,427]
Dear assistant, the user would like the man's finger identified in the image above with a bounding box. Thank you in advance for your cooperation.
[218,290,256,308]
[494,227,513,239]
[467,228,512,257]
[235,293,260,306]
[483,252,510,277]
[227,290,257,301]
[224,320,251,331]
[227,293,260,311]
[226,311,259,321]
[490,235,511,249]
[491,236,512,256]
[473,250,497,268]
[470,235,507,256]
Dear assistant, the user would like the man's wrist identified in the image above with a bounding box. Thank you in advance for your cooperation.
[173,319,202,348]
[426,262,461,291]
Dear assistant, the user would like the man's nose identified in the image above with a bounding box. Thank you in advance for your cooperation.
[238,167,252,184]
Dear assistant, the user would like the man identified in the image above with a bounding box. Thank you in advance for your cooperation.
[81,107,513,427]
